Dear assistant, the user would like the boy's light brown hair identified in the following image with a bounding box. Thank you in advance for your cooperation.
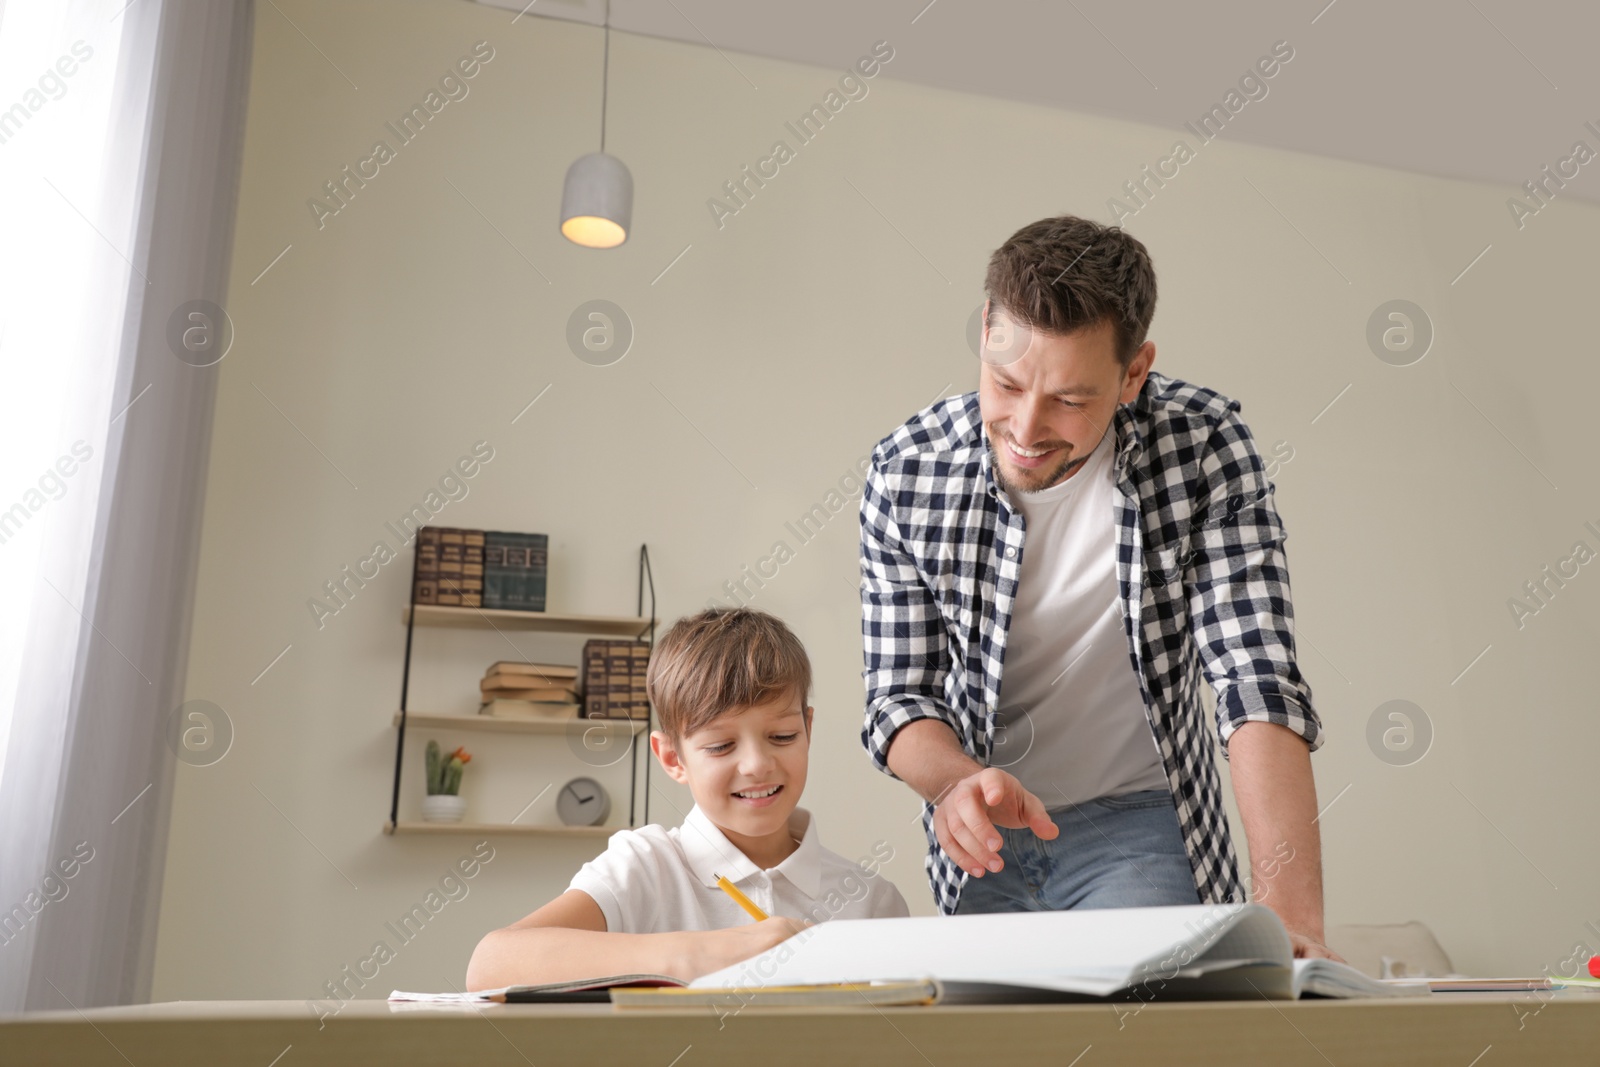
[647,607,812,740]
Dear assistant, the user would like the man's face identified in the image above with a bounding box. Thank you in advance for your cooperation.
[651,691,813,855]
[977,302,1155,495]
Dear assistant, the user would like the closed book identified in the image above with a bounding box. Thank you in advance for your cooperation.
[412,530,440,604]
[480,675,582,694]
[488,661,578,679]
[482,686,580,702]
[479,699,581,720]
[484,531,549,612]
[606,704,648,721]
[458,530,484,608]
[581,639,607,717]
[414,526,488,608]
[581,638,651,718]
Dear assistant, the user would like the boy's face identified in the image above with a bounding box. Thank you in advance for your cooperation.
[977,301,1154,496]
[651,689,813,857]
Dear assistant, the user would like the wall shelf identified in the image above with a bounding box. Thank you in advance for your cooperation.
[387,543,657,835]
[392,711,648,736]
[384,821,617,837]
[400,604,652,636]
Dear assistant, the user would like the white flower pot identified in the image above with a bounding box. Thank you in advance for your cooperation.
[422,794,467,823]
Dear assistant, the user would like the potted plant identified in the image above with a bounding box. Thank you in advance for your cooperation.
[422,740,471,823]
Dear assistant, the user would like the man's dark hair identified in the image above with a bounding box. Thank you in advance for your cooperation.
[984,216,1158,371]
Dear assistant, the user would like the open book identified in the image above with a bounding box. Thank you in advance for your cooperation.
[671,903,1431,1004]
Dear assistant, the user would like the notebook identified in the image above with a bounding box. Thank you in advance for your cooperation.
[390,975,682,1004]
[391,976,946,1008]
[680,903,1431,1003]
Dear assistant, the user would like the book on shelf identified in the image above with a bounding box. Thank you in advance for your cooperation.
[480,658,580,705]
[482,672,578,693]
[412,527,484,608]
[582,638,650,720]
[479,699,581,720]
[481,685,581,702]
[483,531,548,612]
[487,661,578,679]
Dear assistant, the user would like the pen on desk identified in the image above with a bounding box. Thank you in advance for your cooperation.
[714,873,768,921]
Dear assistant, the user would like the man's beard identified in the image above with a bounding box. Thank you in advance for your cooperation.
[989,438,1085,496]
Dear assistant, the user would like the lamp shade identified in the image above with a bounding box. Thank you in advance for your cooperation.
[560,151,632,248]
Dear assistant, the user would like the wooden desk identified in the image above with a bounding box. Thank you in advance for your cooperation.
[2,993,1595,1066]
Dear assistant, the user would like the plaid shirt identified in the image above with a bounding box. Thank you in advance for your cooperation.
[859,370,1323,915]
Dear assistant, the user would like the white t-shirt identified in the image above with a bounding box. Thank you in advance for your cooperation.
[993,428,1170,808]
[567,803,909,933]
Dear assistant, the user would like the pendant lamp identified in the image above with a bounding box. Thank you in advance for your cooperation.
[560,0,632,248]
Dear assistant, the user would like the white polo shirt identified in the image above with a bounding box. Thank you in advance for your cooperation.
[568,804,909,933]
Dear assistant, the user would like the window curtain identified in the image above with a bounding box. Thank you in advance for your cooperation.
[0,0,253,1010]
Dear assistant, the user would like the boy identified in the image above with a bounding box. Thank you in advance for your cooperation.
[465,607,908,989]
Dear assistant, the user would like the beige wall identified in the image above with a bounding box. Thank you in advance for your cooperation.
[152,0,1600,1001]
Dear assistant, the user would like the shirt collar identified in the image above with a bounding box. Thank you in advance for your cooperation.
[1111,391,1143,476]
[679,803,823,899]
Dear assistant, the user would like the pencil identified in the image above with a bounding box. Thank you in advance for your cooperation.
[714,873,768,921]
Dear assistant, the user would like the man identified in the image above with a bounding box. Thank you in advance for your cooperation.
[858,215,1342,959]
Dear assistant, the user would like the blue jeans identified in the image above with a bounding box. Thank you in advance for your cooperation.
[952,788,1202,913]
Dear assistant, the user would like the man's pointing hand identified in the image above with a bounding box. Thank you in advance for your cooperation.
[933,767,1059,877]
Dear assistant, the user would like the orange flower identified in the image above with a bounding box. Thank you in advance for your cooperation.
[451,746,472,764]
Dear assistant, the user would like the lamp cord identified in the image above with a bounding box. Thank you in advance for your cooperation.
[600,0,610,153]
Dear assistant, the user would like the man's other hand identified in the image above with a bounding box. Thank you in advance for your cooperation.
[1286,929,1347,962]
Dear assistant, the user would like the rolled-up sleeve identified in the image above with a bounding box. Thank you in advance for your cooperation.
[1183,405,1323,759]
[859,454,961,778]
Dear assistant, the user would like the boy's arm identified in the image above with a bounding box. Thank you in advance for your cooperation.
[464,889,803,990]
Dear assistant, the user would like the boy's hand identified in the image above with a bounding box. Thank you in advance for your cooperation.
[933,767,1058,878]
[683,916,808,981]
